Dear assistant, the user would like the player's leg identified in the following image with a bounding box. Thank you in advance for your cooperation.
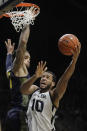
[19,111,28,131]
[4,109,20,131]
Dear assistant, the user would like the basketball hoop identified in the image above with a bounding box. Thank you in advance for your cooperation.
[0,3,40,32]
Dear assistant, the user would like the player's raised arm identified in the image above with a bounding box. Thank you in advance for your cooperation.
[51,44,81,108]
[12,25,30,73]
[20,61,47,95]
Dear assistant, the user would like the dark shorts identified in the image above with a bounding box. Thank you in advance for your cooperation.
[4,108,28,131]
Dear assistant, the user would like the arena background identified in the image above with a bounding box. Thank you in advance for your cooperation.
[0,0,87,131]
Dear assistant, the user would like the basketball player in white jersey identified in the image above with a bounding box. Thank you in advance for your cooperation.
[20,43,81,131]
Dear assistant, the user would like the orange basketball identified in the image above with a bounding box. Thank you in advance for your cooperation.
[58,34,80,56]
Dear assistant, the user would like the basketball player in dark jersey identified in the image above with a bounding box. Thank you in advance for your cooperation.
[20,43,81,131]
[4,25,31,131]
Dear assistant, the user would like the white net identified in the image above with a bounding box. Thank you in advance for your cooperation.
[6,6,40,32]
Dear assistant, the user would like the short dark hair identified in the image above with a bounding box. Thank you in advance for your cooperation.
[46,71,57,84]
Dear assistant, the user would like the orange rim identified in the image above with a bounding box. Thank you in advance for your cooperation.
[0,14,10,18]
[0,2,40,19]
[16,3,40,10]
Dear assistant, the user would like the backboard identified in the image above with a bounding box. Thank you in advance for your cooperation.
[0,0,24,15]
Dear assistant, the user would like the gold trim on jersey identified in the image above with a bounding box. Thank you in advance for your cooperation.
[7,72,12,89]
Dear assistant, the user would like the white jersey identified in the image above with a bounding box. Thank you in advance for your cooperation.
[27,89,57,131]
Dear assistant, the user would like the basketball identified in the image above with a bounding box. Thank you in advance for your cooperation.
[58,34,80,56]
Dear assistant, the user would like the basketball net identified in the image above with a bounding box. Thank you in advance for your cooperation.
[6,5,40,32]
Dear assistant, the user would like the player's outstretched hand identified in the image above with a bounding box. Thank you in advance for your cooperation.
[35,61,47,78]
[5,39,15,54]
[71,42,81,63]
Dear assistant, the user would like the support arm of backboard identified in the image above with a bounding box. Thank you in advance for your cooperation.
[0,0,24,15]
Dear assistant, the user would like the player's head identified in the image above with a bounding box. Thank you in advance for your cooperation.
[13,50,30,68]
[24,51,30,68]
[40,71,56,91]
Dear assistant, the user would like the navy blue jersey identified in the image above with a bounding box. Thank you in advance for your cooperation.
[6,54,30,110]
[9,72,30,110]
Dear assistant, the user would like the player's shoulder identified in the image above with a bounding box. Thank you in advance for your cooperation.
[6,69,12,78]
[31,85,39,92]
[49,89,58,109]
[31,84,38,88]
[29,85,39,97]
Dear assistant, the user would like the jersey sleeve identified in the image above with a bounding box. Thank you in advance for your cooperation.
[6,54,13,72]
